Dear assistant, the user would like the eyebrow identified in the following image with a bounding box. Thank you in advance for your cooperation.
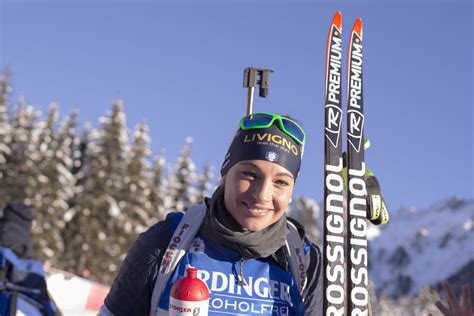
[240,162,294,180]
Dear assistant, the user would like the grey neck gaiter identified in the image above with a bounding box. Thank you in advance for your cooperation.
[199,186,288,259]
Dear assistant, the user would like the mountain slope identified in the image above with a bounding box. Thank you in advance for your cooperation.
[368,197,473,298]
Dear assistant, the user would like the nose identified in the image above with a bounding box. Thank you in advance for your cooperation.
[251,179,272,203]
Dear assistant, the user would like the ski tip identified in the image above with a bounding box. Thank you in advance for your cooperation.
[332,11,342,29]
[352,18,363,38]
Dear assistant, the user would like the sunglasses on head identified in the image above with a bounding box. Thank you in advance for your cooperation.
[240,112,306,146]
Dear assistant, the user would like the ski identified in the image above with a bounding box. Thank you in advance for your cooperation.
[345,18,369,315]
[323,11,345,316]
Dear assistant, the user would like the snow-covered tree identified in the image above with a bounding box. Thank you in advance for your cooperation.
[67,100,130,283]
[62,123,93,276]
[36,104,59,161]
[150,151,168,220]
[0,70,11,110]
[70,119,88,176]
[196,164,214,204]
[372,286,441,315]
[287,196,321,244]
[167,137,197,212]
[1,97,40,205]
[0,72,11,170]
[0,71,12,176]
[31,108,78,266]
[122,122,153,233]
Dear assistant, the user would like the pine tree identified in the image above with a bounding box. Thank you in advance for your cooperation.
[167,137,197,212]
[70,118,87,176]
[32,108,78,266]
[150,151,168,220]
[287,196,321,244]
[372,294,407,315]
[68,100,130,283]
[2,97,40,205]
[31,104,60,263]
[196,164,214,204]
[62,123,93,276]
[99,99,131,281]
[371,286,441,315]
[0,71,12,177]
[36,104,59,164]
[0,70,11,110]
[123,122,153,234]
[410,286,441,315]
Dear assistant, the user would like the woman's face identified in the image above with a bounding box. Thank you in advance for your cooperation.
[223,159,295,232]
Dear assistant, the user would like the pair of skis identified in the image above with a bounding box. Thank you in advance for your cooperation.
[323,12,369,316]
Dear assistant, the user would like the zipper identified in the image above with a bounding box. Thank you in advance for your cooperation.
[238,256,247,286]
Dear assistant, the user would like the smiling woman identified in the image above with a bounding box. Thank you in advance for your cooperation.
[99,112,323,316]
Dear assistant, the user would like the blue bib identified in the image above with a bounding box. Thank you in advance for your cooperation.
[158,236,304,315]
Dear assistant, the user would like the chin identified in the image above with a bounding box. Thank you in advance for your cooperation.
[241,220,269,232]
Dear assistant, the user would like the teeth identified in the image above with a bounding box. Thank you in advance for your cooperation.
[250,208,267,214]
[242,202,270,215]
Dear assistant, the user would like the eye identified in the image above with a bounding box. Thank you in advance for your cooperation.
[242,171,258,179]
[275,179,290,187]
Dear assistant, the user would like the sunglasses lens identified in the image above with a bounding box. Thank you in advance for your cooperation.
[282,119,305,143]
[242,113,273,128]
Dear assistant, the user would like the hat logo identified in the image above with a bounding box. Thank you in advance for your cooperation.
[265,151,279,162]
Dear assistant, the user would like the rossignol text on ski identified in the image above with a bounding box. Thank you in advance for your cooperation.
[323,12,369,315]
[346,17,368,316]
[323,11,345,316]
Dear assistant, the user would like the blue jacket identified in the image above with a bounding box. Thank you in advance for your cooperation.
[103,211,323,315]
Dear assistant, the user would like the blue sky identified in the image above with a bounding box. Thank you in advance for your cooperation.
[0,0,472,211]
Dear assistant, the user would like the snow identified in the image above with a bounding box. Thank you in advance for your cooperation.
[463,218,473,231]
[367,223,381,240]
[46,267,110,316]
[369,197,474,297]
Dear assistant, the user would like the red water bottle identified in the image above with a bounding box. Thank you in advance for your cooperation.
[169,267,210,315]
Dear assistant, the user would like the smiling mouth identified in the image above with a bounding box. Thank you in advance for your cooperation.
[241,201,272,216]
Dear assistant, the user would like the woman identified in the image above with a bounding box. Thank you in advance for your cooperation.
[100,112,323,315]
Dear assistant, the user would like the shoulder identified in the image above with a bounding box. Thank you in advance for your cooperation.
[286,216,307,238]
[144,212,181,238]
[123,211,186,277]
[286,217,323,315]
[288,216,322,267]
[103,211,182,315]
[287,216,321,251]
[135,211,191,250]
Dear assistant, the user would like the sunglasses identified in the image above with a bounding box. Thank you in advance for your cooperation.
[240,112,306,146]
